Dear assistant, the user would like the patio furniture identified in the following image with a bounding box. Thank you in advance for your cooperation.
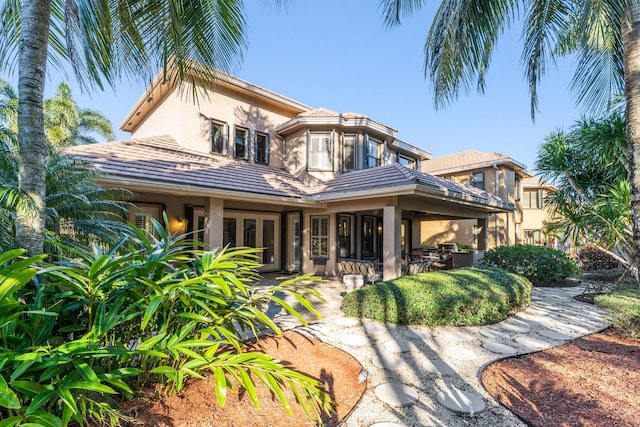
[401,259,431,276]
[343,274,364,292]
[337,259,381,285]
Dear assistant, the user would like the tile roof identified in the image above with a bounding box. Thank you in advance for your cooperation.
[66,137,512,210]
[522,176,556,189]
[423,150,527,174]
[314,164,513,209]
[65,136,311,199]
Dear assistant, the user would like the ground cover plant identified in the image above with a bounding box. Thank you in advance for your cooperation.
[341,267,532,325]
[595,288,640,338]
[0,221,331,426]
[481,245,580,286]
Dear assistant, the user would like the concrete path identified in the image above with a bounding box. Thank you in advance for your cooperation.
[264,276,609,427]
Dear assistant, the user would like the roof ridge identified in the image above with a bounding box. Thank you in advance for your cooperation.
[395,163,419,182]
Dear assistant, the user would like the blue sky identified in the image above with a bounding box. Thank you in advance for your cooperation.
[35,0,582,173]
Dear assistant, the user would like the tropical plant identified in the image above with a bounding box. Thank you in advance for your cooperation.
[0,78,131,252]
[536,112,633,270]
[0,221,332,426]
[44,82,115,147]
[379,0,640,279]
[0,0,249,255]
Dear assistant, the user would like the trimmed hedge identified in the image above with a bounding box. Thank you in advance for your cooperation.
[481,245,580,286]
[340,267,532,326]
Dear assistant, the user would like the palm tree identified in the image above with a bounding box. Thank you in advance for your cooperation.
[44,82,115,147]
[0,0,248,254]
[380,0,640,278]
[0,78,132,251]
[537,112,632,266]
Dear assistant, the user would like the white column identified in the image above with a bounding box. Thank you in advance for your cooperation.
[383,205,401,281]
[205,197,224,249]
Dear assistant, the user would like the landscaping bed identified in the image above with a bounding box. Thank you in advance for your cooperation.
[121,331,365,426]
[482,329,640,427]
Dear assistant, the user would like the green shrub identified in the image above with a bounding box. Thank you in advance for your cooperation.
[341,267,532,326]
[481,245,580,286]
[595,288,640,338]
[577,245,622,270]
[0,220,331,426]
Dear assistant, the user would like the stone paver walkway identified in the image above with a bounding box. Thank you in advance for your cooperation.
[264,275,609,427]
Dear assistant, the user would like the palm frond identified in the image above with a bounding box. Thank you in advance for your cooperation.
[521,0,574,118]
[379,0,427,27]
[424,0,520,109]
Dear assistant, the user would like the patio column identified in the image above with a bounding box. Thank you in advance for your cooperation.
[205,197,224,249]
[411,217,422,251]
[477,216,488,251]
[382,205,401,281]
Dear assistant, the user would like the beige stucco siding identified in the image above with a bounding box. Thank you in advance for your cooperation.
[131,82,297,169]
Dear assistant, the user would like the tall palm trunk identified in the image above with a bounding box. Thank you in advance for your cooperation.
[16,0,52,255]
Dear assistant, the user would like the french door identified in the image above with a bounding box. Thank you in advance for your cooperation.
[223,212,280,271]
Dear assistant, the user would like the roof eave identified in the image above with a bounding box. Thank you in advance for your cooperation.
[310,183,417,202]
[415,184,514,212]
[425,158,529,176]
[98,176,320,207]
[275,116,398,138]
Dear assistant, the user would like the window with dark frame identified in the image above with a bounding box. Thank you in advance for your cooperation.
[523,189,541,209]
[343,134,356,171]
[398,154,416,170]
[471,171,485,190]
[234,127,248,159]
[310,215,329,258]
[366,137,383,168]
[210,120,225,154]
[256,132,269,164]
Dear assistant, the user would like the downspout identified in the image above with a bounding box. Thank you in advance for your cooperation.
[493,163,500,246]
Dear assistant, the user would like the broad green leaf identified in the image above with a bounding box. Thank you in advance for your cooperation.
[26,390,56,414]
[141,295,163,330]
[150,366,177,376]
[213,367,228,407]
[136,333,167,351]
[10,380,48,395]
[72,361,100,382]
[0,375,20,409]
[25,411,62,427]
[55,387,78,415]
[66,380,116,394]
[176,312,213,323]
[0,416,22,427]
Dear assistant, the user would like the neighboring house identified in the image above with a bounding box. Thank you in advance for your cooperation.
[68,72,513,280]
[421,150,531,248]
[521,176,565,249]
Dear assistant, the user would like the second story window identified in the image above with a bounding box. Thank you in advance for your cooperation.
[256,132,269,164]
[343,134,356,172]
[234,126,248,159]
[210,120,225,154]
[366,137,383,168]
[471,172,485,190]
[308,132,332,170]
[398,154,416,170]
[523,189,541,209]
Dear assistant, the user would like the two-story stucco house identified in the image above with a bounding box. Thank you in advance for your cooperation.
[520,176,566,248]
[421,150,531,248]
[68,72,513,281]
